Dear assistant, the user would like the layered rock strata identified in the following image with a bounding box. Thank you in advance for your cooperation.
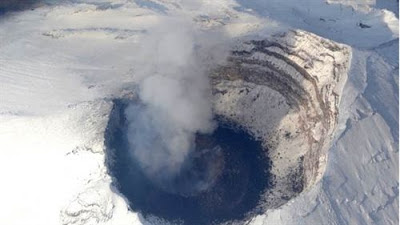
[211,30,351,208]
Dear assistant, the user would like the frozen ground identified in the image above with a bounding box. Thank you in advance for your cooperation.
[0,0,398,225]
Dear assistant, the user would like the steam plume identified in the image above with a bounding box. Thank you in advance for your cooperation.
[125,17,228,186]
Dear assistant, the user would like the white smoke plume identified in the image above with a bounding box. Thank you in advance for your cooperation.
[124,16,228,186]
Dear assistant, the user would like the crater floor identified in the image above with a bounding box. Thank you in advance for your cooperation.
[105,101,272,225]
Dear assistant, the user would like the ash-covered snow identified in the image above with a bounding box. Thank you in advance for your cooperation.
[0,0,398,225]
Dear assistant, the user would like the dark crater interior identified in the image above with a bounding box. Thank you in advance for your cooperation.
[105,100,273,225]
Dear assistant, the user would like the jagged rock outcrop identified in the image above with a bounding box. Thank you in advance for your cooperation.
[211,30,351,209]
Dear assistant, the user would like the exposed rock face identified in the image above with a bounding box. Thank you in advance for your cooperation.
[211,30,351,209]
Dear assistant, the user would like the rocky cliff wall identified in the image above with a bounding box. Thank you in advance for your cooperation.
[211,30,351,209]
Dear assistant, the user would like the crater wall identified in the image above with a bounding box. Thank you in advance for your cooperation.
[211,30,351,209]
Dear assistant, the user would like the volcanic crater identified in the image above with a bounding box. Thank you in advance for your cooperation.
[104,30,350,225]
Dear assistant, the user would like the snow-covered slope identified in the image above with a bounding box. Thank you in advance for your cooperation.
[0,0,397,225]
